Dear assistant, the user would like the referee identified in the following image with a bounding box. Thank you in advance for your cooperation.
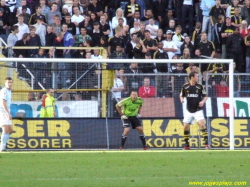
[180,72,209,150]
[116,90,148,150]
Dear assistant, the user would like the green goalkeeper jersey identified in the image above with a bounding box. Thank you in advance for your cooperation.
[117,97,143,117]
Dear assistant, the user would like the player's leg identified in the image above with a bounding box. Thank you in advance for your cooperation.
[133,117,147,149]
[120,118,131,149]
[195,110,209,149]
[1,125,13,151]
[183,110,193,149]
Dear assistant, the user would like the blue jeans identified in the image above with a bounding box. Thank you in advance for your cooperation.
[246,57,250,73]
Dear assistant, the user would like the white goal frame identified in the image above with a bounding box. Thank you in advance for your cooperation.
[0,58,234,150]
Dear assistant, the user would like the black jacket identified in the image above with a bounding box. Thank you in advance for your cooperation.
[226,33,244,54]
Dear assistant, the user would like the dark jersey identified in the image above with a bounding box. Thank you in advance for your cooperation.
[180,83,207,113]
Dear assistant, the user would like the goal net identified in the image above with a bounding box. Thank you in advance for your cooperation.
[0,57,238,150]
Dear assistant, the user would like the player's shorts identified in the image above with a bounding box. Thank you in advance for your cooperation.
[0,112,12,127]
[183,110,204,124]
[122,116,142,129]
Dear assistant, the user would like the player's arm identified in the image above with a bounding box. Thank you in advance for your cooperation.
[180,87,185,103]
[2,99,12,120]
[199,96,208,107]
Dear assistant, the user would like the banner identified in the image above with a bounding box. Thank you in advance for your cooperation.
[10,101,99,118]
[3,118,249,150]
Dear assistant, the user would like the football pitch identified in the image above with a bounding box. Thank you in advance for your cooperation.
[0,150,249,187]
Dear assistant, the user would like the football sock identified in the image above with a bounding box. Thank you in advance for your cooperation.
[139,134,146,147]
[184,131,190,147]
[1,132,10,149]
[121,134,127,147]
[201,128,208,144]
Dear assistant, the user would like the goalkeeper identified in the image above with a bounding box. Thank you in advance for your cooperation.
[116,90,148,150]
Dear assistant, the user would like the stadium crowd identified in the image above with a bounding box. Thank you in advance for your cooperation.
[0,0,247,98]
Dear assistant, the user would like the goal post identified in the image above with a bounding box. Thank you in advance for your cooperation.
[0,58,235,150]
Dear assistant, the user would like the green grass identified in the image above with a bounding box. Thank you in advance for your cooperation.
[0,150,249,187]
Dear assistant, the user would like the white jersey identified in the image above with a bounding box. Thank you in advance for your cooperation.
[0,87,12,113]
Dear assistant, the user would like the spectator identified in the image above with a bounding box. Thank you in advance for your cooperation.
[133,38,147,59]
[15,14,30,40]
[141,8,154,25]
[33,15,46,46]
[0,9,7,44]
[45,25,56,47]
[226,27,244,72]
[91,22,101,46]
[209,0,225,29]
[186,63,200,74]
[212,78,229,97]
[71,0,84,15]
[71,6,84,34]
[231,7,243,27]
[143,29,158,57]
[213,15,225,54]
[145,18,158,39]
[226,0,240,18]
[192,22,202,49]
[171,63,187,97]
[135,21,146,40]
[181,0,194,36]
[175,0,183,25]
[125,32,137,59]
[28,25,41,57]
[125,62,143,93]
[152,0,166,23]
[63,13,76,36]
[78,14,92,35]
[100,15,110,40]
[74,27,92,47]
[89,12,98,27]
[163,19,176,35]
[83,39,93,54]
[129,20,140,37]
[62,92,71,101]
[75,93,83,101]
[128,10,141,29]
[201,0,216,41]
[111,70,124,117]
[239,20,250,39]
[163,30,178,60]
[155,29,165,43]
[221,17,235,59]
[139,77,156,98]
[160,9,174,32]
[53,31,64,58]
[0,0,11,29]
[29,6,46,25]
[18,6,31,25]
[18,0,31,15]
[124,0,141,23]
[196,32,216,71]
[45,3,62,25]
[28,92,36,101]
[241,0,250,25]
[109,44,127,69]
[39,0,50,15]
[180,48,191,60]
[194,48,202,59]
[108,26,124,56]
[136,0,145,18]
[172,25,184,57]
[180,35,195,57]
[87,0,103,17]
[61,5,70,23]
[207,63,226,83]
[245,33,250,73]
[112,8,127,30]
[34,48,47,88]
[153,41,169,97]
[221,0,231,10]
[7,25,19,57]
[51,14,61,34]
[91,48,103,59]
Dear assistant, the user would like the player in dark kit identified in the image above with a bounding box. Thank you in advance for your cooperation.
[115,90,148,150]
[180,72,209,150]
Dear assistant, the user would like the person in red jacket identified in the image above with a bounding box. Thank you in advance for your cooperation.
[213,78,229,97]
[139,77,156,98]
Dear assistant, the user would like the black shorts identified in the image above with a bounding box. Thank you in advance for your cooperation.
[122,116,142,129]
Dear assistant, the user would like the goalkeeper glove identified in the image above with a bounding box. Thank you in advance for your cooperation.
[120,113,128,120]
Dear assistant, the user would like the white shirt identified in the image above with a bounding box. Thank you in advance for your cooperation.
[146,24,159,39]
[0,87,12,113]
[183,0,193,5]
[14,22,30,40]
[33,23,46,46]
[130,27,140,36]
[111,17,127,29]
[172,34,184,54]
[162,40,178,59]
[91,54,103,59]
[112,78,123,99]
[18,7,31,14]
[71,14,85,34]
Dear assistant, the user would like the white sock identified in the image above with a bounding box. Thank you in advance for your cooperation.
[1,132,10,149]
